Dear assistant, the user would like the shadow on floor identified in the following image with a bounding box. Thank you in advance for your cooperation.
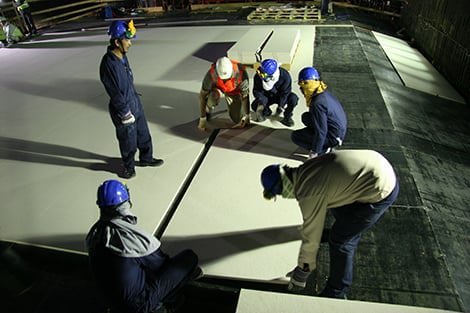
[0,136,122,176]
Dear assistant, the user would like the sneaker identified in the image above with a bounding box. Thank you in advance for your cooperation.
[121,168,136,179]
[280,117,294,127]
[138,158,164,167]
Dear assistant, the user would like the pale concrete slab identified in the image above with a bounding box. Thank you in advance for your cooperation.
[373,31,466,104]
[160,127,304,280]
[262,28,301,67]
[227,28,273,64]
[236,289,461,313]
[0,25,313,256]
[158,26,316,281]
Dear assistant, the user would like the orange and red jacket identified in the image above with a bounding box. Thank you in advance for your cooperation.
[209,60,245,96]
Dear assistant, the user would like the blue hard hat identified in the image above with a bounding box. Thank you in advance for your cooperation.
[108,20,136,39]
[259,59,278,76]
[96,180,130,208]
[298,67,320,81]
[261,164,282,200]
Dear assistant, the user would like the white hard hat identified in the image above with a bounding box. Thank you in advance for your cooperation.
[216,57,233,80]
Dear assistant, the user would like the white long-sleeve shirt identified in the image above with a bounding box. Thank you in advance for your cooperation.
[291,149,397,269]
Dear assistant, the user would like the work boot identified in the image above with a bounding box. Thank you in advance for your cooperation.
[254,105,266,122]
[138,158,164,167]
[121,168,136,179]
[280,116,294,127]
[275,106,283,115]
[189,266,204,281]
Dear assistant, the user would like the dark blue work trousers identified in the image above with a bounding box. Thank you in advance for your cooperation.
[291,111,342,155]
[251,92,298,119]
[112,112,153,171]
[147,249,198,309]
[321,182,400,298]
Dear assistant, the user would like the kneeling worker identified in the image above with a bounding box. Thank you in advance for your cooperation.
[198,57,250,131]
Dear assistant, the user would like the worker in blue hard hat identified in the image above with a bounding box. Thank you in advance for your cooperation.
[87,180,203,313]
[252,59,299,127]
[292,66,347,159]
[100,20,163,179]
[260,150,399,299]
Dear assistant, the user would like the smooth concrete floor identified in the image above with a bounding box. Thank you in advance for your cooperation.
[0,24,313,253]
[1,22,468,312]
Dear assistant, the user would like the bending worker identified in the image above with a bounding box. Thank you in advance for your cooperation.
[260,150,399,299]
[100,20,163,179]
[87,180,203,313]
[292,67,347,159]
[252,58,298,127]
[198,56,250,131]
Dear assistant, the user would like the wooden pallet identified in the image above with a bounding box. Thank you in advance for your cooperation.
[247,6,321,21]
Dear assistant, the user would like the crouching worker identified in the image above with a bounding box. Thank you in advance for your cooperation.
[260,150,399,299]
[198,56,250,131]
[292,67,347,159]
[86,180,203,313]
[252,58,298,127]
[0,17,24,46]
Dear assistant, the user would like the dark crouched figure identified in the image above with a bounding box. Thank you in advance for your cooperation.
[86,180,203,313]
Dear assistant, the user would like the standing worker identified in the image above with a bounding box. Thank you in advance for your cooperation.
[292,66,347,159]
[252,59,298,127]
[100,20,163,179]
[87,180,203,313]
[260,150,399,299]
[12,0,37,36]
[198,56,250,131]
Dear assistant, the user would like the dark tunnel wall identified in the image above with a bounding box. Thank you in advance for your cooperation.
[401,0,470,104]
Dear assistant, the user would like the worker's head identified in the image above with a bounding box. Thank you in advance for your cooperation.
[298,67,325,99]
[108,20,136,53]
[257,59,279,82]
[298,66,320,82]
[216,57,233,80]
[96,179,130,210]
[261,164,283,200]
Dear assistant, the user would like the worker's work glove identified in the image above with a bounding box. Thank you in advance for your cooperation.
[122,112,135,125]
[198,117,207,131]
[287,266,311,292]
[232,114,250,129]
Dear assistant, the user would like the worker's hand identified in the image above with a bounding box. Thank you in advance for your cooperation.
[197,117,207,131]
[122,112,135,125]
[287,266,311,292]
[232,114,250,129]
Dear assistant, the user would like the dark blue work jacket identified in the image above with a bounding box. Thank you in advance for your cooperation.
[253,67,293,106]
[306,90,347,153]
[100,48,143,122]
